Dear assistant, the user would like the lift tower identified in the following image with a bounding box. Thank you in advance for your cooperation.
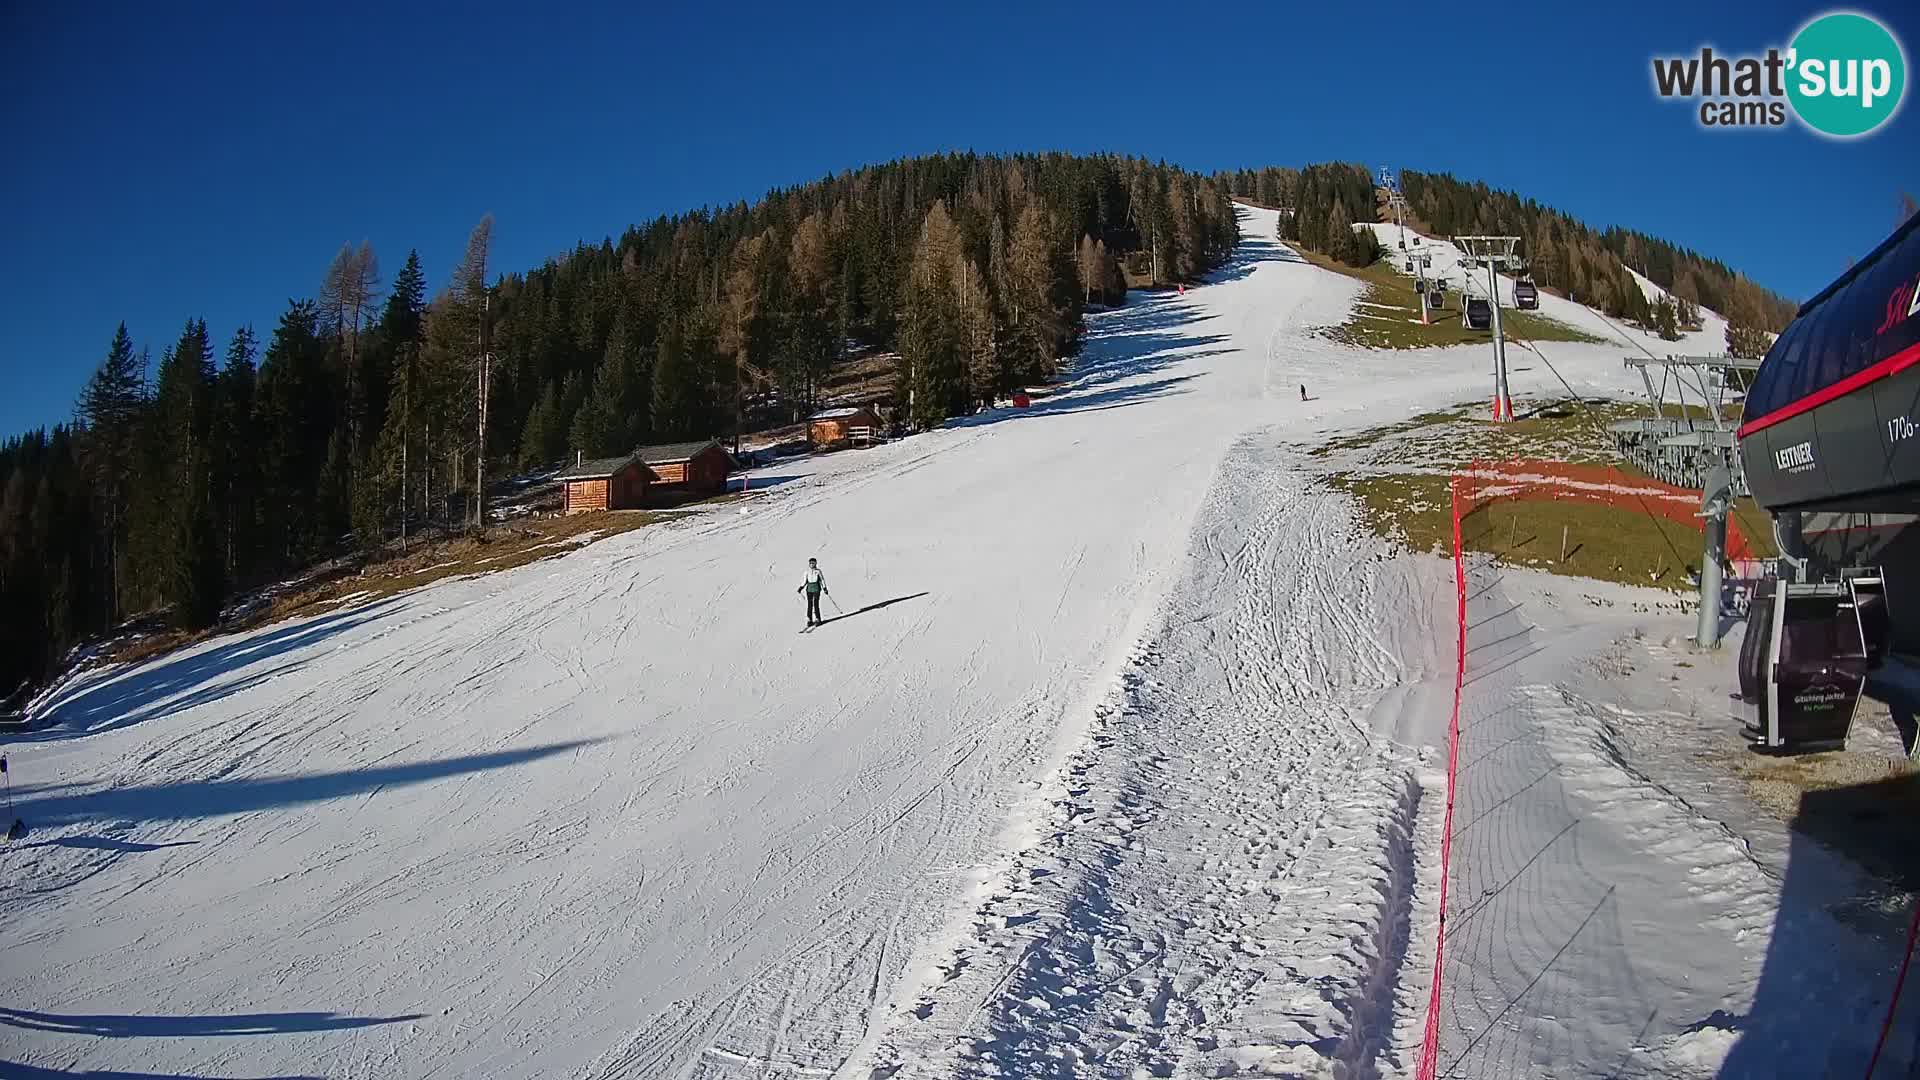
[1454,236,1524,422]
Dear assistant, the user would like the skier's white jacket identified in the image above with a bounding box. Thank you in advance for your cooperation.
[802,568,826,594]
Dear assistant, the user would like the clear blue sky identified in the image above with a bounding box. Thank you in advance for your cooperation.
[2,0,1915,437]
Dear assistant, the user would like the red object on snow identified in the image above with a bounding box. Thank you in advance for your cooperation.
[1012,392,1032,408]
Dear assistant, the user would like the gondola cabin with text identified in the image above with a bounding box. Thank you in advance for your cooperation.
[1735,213,1920,754]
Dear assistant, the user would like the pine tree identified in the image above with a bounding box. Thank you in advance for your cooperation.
[1654,296,1680,341]
[256,300,330,568]
[213,326,258,582]
[571,336,640,457]
[517,381,566,467]
[148,319,223,629]
[1168,173,1197,280]
[651,323,701,441]
[75,323,146,622]
[382,250,428,347]
[1094,239,1123,305]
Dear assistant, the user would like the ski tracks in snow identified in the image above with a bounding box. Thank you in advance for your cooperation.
[856,440,1438,1079]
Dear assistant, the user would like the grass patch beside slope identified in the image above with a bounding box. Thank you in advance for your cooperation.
[1331,471,1726,588]
[1322,406,1774,590]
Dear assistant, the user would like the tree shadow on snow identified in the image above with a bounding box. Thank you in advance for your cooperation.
[729,473,808,494]
[948,373,1204,432]
[944,296,1223,432]
[0,1062,319,1080]
[0,1007,422,1038]
[1201,231,1308,285]
[7,737,609,828]
[18,835,200,853]
[23,597,410,745]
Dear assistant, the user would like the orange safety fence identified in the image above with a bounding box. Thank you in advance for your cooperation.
[1450,459,1756,562]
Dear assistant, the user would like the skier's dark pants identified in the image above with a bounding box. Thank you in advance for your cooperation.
[807,592,821,623]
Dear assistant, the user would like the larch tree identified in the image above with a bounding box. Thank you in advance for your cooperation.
[1076,235,1099,303]
[956,256,997,408]
[319,242,380,462]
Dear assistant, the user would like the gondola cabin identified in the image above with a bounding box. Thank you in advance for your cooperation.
[1735,212,1920,752]
[1462,296,1492,330]
[1513,280,1540,310]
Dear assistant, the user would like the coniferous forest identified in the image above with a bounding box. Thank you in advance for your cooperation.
[0,152,1238,693]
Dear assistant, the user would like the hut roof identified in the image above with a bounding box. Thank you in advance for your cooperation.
[555,455,639,481]
[637,439,721,465]
[554,440,722,481]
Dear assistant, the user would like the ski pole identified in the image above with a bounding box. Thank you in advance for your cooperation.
[827,593,842,615]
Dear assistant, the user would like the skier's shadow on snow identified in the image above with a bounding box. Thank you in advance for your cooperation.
[815,592,930,629]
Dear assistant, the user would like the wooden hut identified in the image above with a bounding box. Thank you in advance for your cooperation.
[557,453,648,514]
[636,440,732,502]
[556,440,732,513]
[809,405,883,448]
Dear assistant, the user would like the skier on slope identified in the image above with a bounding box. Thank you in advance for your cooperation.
[797,558,829,628]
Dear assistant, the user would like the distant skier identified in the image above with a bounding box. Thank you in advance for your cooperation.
[798,558,829,628]
[1299,384,1307,402]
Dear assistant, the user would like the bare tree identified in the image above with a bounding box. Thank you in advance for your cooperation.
[320,242,380,458]
[446,216,494,531]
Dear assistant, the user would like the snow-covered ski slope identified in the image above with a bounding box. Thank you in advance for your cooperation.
[5,206,1655,1078]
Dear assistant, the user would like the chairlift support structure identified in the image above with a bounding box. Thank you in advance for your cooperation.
[1454,236,1522,421]
[1616,353,1762,648]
